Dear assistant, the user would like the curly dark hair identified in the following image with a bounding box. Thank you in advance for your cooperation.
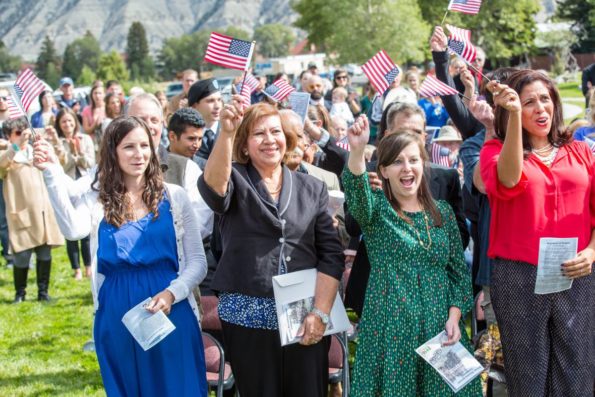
[92,116,164,227]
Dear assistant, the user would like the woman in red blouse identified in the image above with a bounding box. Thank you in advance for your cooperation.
[480,69,594,397]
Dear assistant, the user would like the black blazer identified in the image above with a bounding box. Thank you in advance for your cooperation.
[197,162,345,297]
[344,161,469,317]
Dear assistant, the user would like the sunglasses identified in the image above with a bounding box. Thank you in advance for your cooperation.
[12,130,23,136]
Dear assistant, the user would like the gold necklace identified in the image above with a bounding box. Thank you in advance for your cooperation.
[409,211,433,250]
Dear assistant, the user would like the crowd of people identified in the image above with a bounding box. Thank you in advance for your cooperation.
[0,24,593,397]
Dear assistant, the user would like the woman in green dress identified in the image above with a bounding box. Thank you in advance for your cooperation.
[343,115,481,396]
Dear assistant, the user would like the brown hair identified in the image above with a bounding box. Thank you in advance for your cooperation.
[494,69,571,155]
[104,93,122,119]
[232,103,297,164]
[92,116,164,227]
[376,132,442,227]
[89,84,104,109]
[307,105,336,137]
[55,107,81,138]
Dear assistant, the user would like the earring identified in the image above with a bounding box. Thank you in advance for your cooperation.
[243,150,248,156]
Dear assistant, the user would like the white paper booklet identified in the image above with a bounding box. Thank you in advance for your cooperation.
[327,190,345,216]
[534,237,576,294]
[122,297,176,351]
[272,268,350,346]
[416,331,483,393]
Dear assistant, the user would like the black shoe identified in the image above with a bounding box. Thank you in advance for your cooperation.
[13,293,25,303]
[37,293,51,302]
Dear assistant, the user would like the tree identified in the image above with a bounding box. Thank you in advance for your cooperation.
[253,24,296,58]
[460,0,539,66]
[293,0,430,64]
[158,30,211,79]
[62,31,102,83]
[78,65,97,86]
[416,0,539,66]
[96,50,129,82]
[0,41,22,73]
[556,0,595,53]
[36,35,61,87]
[126,22,155,81]
[222,27,251,41]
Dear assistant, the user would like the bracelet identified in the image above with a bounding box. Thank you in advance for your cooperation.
[11,143,20,152]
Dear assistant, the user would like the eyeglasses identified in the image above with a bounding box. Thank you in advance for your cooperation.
[336,75,348,80]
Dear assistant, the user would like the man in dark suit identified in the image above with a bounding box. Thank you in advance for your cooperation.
[344,102,469,316]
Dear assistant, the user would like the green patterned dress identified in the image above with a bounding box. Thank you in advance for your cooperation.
[343,169,482,397]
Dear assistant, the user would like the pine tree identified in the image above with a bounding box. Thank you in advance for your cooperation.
[126,22,154,81]
[36,35,61,87]
[62,31,102,82]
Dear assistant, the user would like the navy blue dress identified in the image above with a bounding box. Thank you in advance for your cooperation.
[94,198,207,396]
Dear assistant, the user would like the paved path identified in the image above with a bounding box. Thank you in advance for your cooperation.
[562,97,585,120]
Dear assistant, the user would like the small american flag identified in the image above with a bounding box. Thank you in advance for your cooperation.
[418,75,459,98]
[264,79,295,102]
[14,69,46,112]
[446,25,477,64]
[447,0,482,15]
[7,95,26,120]
[361,50,399,96]
[237,83,252,108]
[236,74,260,108]
[336,137,350,152]
[431,143,451,167]
[204,32,255,71]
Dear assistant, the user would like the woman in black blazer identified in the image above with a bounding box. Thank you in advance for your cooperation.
[197,98,344,397]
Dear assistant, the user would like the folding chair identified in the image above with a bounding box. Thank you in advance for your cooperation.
[328,332,350,397]
[203,332,236,397]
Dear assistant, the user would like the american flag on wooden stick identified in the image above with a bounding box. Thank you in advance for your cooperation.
[447,0,482,15]
[204,32,255,71]
[446,24,477,63]
[361,50,399,96]
[418,75,459,98]
[263,79,295,102]
[14,69,46,112]
[6,95,26,120]
[236,74,260,108]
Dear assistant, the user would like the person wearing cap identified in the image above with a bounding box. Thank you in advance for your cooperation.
[430,125,462,169]
[58,77,87,112]
[167,69,198,117]
[188,78,222,160]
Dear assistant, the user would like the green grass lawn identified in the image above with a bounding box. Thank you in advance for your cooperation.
[0,247,104,397]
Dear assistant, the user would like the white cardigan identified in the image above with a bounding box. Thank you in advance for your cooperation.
[42,163,206,324]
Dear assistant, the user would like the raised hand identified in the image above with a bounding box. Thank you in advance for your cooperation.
[460,70,475,91]
[486,81,521,114]
[347,114,370,152]
[468,95,495,133]
[430,26,448,52]
[220,95,245,135]
[32,136,59,170]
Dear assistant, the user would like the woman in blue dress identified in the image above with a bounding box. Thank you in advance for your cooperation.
[35,116,208,396]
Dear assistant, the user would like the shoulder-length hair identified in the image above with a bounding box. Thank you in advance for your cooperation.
[307,105,336,137]
[494,69,571,155]
[89,84,104,109]
[92,116,164,227]
[55,107,81,138]
[233,103,297,164]
[376,132,442,227]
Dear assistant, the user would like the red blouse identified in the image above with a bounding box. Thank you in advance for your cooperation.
[480,139,595,265]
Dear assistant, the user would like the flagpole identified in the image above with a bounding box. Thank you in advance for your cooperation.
[239,40,256,98]
[440,10,449,25]
[452,52,492,82]
[239,70,248,95]
[12,94,37,139]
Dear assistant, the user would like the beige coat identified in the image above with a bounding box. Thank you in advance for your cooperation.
[0,147,64,253]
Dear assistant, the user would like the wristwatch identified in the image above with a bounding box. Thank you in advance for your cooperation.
[310,307,330,325]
